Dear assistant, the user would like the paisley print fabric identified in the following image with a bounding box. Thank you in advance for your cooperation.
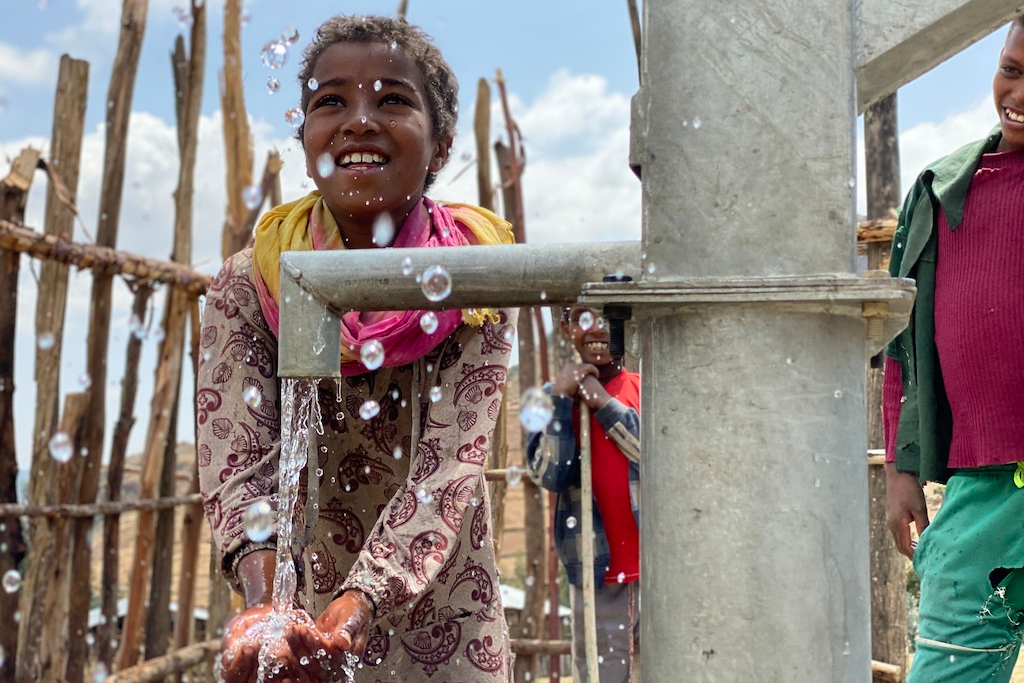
[197,249,515,682]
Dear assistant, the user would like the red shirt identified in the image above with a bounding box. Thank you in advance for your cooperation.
[575,370,641,584]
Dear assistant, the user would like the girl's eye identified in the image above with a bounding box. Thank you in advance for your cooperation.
[312,94,343,109]
[1001,65,1021,76]
[380,93,411,106]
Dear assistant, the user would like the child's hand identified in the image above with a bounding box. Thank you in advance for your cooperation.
[315,589,375,662]
[552,363,599,398]
[578,374,612,410]
[220,604,332,683]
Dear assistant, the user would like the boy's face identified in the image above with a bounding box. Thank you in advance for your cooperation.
[302,41,451,232]
[563,307,613,366]
[995,24,1024,152]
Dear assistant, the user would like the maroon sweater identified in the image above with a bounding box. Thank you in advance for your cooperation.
[884,148,1024,468]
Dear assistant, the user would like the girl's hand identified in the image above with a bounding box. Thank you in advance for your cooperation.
[315,590,375,662]
[220,604,333,683]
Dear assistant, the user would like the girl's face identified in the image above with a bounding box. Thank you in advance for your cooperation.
[302,41,451,240]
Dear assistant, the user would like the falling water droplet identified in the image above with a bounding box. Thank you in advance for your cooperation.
[373,79,383,91]
[416,488,434,504]
[519,388,554,432]
[92,662,109,683]
[372,213,395,246]
[242,185,263,210]
[38,332,55,350]
[48,432,73,463]
[266,77,280,94]
[2,569,21,593]
[360,340,385,370]
[834,390,843,399]
[577,311,594,331]
[307,77,319,91]
[420,311,439,334]
[692,117,702,129]
[393,446,403,459]
[402,257,414,276]
[359,400,380,420]
[505,465,523,486]
[260,40,288,69]
[242,500,274,542]
[284,108,305,128]
[243,385,263,409]
[566,516,578,529]
[429,386,442,403]
[420,265,452,302]
[316,152,334,178]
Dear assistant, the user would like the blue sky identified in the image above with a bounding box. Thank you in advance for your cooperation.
[0,0,1014,472]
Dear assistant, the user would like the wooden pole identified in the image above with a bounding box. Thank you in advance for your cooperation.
[863,92,907,683]
[579,402,600,683]
[16,54,90,683]
[172,302,204,673]
[0,220,212,294]
[0,147,41,683]
[118,1,204,666]
[474,78,493,212]
[71,3,149,679]
[219,0,254,259]
[97,285,153,668]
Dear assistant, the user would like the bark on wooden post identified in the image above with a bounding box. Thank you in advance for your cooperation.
[15,54,89,683]
[118,5,204,667]
[145,388,180,659]
[864,91,907,682]
[70,3,149,681]
[0,147,42,683]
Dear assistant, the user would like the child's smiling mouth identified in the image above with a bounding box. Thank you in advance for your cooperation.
[339,151,388,167]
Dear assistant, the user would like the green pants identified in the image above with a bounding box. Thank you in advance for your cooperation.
[908,466,1024,683]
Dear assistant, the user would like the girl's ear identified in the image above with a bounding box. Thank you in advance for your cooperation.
[428,135,454,173]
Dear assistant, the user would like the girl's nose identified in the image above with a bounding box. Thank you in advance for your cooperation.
[343,103,380,136]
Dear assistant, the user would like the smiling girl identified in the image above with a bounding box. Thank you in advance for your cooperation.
[197,15,516,683]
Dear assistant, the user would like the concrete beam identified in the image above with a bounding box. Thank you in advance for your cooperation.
[856,0,1024,111]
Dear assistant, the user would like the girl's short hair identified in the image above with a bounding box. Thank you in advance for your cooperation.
[295,15,459,188]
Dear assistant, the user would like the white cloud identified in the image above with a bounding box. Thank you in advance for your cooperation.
[0,43,56,85]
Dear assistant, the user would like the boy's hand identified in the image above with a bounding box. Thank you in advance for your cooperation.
[552,363,599,398]
[884,462,929,559]
[578,374,612,411]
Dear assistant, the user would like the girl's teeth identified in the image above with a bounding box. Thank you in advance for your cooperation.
[1007,108,1024,124]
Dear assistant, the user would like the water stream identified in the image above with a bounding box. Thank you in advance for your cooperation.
[235,377,358,683]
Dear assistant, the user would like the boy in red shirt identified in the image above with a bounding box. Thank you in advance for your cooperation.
[526,306,640,683]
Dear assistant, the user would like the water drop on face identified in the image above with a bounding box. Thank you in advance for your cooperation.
[505,464,523,486]
[577,311,594,331]
[307,77,319,91]
[316,152,334,178]
[372,213,395,246]
[266,77,280,94]
[359,399,381,420]
[373,79,383,92]
[402,257,414,276]
[242,185,263,210]
[2,569,20,594]
[519,387,554,432]
[260,40,288,69]
[242,500,274,542]
[420,265,452,302]
[38,332,55,350]
[566,516,578,529]
[429,386,442,403]
[242,385,262,409]
[419,311,438,335]
[48,432,73,463]
[280,26,300,45]
[284,107,305,128]
[360,340,385,370]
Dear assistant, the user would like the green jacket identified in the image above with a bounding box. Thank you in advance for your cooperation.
[886,127,1003,484]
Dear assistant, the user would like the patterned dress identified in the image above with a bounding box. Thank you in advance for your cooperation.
[197,248,516,682]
